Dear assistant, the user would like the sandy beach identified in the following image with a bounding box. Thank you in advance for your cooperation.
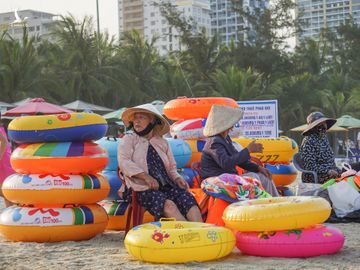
[0,198,359,270]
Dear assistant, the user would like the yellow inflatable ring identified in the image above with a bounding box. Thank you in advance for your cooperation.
[2,173,110,205]
[233,136,298,164]
[125,219,235,263]
[0,204,108,242]
[8,113,107,143]
[223,197,331,232]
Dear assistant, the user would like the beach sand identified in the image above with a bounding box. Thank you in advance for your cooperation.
[1,198,360,270]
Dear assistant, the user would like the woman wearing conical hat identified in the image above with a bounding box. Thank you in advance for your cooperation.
[118,103,202,222]
[200,105,279,197]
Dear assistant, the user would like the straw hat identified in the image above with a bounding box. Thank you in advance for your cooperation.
[122,103,170,136]
[203,105,244,137]
[302,111,336,136]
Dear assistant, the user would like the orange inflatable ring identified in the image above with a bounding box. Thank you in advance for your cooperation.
[100,201,154,231]
[2,173,110,205]
[163,97,239,120]
[10,142,108,174]
[0,204,108,242]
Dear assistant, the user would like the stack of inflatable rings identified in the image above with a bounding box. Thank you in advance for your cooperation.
[222,196,345,257]
[0,113,110,242]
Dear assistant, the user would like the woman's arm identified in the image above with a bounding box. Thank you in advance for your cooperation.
[210,142,254,171]
[117,135,145,177]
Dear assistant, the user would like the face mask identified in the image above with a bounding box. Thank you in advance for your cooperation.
[317,124,327,134]
[129,117,161,137]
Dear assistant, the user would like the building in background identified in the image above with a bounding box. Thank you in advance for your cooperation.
[210,0,269,45]
[296,0,360,44]
[0,10,58,42]
[118,0,211,55]
[118,0,145,37]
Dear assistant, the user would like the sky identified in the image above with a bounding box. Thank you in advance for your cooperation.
[0,0,119,38]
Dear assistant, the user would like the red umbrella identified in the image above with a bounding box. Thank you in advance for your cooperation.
[2,98,73,116]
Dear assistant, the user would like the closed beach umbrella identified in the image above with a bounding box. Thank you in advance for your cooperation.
[2,98,73,116]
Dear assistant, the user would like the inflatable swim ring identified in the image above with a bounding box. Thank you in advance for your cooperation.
[10,142,108,174]
[265,163,297,186]
[166,138,192,168]
[170,118,242,140]
[0,204,108,242]
[2,173,110,205]
[233,137,298,164]
[100,200,154,231]
[235,224,344,257]
[125,219,235,263]
[223,196,331,232]
[8,113,107,143]
[95,137,120,171]
[101,170,122,200]
[163,97,238,121]
[184,140,205,167]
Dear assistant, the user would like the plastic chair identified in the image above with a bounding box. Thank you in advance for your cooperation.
[117,169,146,235]
[293,152,318,183]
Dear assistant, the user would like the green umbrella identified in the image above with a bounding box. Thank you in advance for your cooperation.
[103,108,126,122]
[336,115,360,129]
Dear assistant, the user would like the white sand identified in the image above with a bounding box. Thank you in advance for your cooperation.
[1,198,360,270]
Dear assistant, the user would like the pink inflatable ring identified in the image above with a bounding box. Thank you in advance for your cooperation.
[235,224,345,257]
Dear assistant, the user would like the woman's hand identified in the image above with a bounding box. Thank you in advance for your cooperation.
[258,166,272,179]
[247,140,264,153]
[174,177,189,190]
[144,175,159,190]
[328,169,339,178]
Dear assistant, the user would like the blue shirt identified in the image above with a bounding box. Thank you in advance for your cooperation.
[200,135,259,179]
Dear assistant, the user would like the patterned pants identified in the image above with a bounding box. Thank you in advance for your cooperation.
[137,185,198,220]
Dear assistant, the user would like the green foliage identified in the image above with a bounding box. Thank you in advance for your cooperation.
[1,13,360,134]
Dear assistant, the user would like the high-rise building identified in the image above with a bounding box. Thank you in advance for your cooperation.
[296,0,360,44]
[0,10,58,42]
[210,0,269,45]
[118,0,145,37]
[118,0,211,55]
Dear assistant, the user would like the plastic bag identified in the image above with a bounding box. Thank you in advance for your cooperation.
[328,180,360,217]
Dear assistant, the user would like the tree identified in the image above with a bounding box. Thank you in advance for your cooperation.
[0,27,46,102]
[212,65,263,100]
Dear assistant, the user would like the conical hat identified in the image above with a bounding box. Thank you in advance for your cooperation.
[122,103,170,136]
[203,105,244,137]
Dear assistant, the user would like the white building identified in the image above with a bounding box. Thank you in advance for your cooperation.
[210,0,269,45]
[0,10,58,42]
[296,0,360,44]
[118,0,211,55]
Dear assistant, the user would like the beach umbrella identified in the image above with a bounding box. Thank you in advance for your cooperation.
[290,123,348,132]
[336,115,360,129]
[2,98,73,117]
[103,108,127,121]
[63,100,113,113]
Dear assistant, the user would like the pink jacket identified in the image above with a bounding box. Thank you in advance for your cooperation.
[117,133,181,192]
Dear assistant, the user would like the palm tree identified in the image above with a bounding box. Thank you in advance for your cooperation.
[0,27,46,102]
[212,65,263,100]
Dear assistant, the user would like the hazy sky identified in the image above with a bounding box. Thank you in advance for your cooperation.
[0,0,119,37]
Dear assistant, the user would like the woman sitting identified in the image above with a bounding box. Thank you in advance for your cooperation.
[300,111,360,184]
[200,105,279,197]
[118,104,202,222]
